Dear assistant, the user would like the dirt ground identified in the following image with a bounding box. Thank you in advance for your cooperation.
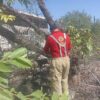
[69,55,100,100]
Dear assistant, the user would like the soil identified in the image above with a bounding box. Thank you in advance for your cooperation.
[69,56,100,100]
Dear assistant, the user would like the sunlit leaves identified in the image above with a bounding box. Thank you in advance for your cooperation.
[4,47,27,59]
[68,26,93,58]
[2,48,32,68]
[0,62,13,72]
[0,77,8,84]
[0,88,13,100]
[0,13,15,23]
[0,47,33,100]
[29,90,46,99]
[58,11,92,30]
[51,92,68,100]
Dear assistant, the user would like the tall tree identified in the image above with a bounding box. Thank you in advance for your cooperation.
[57,11,92,29]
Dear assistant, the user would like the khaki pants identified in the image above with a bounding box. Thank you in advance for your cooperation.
[50,56,70,95]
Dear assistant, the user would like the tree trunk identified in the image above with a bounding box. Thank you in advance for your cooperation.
[37,0,56,28]
[0,25,38,51]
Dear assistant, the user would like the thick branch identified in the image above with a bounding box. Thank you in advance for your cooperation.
[1,4,47,35]
[37,0,56,28]
[0,25,37,51]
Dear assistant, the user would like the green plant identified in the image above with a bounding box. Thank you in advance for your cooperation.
[51,92,68,100]
[0,48,69,100]
[67,26,93,59]
[0,48,32,100]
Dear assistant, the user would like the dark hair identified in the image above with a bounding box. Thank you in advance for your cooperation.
[50,23,58,31]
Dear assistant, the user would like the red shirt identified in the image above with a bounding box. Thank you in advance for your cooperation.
[44,30,72,58]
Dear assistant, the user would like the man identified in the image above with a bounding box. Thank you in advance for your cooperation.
[44,26,72,96]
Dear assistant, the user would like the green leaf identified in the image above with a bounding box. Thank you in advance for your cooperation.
[76,38,81,44]
[4,16,8,23]
[0,94,11,100]
[0,62,13,72]
[16,57,32,66]
[8,48,27,58]
[0,77,8,84]
[9,59,30,69]
[3,52,12,58]
[51,92,59,100]
[0,88,12,100]
[59,93,68,100]
[87,44,93,51]
[16,92,26,100]
[0,83,8,89]
[30,90,44,99]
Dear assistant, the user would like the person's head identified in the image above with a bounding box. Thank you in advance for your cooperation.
[50,23,63,32]
[50,24,58,32]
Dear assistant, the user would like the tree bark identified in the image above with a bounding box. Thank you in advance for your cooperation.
[37,0,56,28]
[0,25,37,51]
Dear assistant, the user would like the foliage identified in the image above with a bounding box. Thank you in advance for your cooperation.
[1,47,32,69]
[0,1,97,99]
[51,92,68,100]
[0,9,15,23]
[0,13,15,23]
[0,48,33,100]
[57,11,93,63]
[67,26,93,59]
[58,11,92,30]
[0,48,68,100]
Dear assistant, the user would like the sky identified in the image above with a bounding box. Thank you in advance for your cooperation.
[13,0,100,20]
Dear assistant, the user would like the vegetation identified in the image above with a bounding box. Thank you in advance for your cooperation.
[0,48,32,100]
[0,13,15,23]
[0,48,69,100]
[57,11,100,60]
[58,11,92,29]
[0,0,100,100]
[68,26,93,59]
